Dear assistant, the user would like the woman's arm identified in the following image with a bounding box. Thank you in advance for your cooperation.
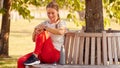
[32,25,44,42]
[32,30,36,42]
[32,21,67,41]
[44,26,66,35]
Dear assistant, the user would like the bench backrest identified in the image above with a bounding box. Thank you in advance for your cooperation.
[64,31,120,65]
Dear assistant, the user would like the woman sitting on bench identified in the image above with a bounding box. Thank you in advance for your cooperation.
[17,1,67,68]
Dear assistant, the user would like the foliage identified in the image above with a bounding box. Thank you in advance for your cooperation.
[0,8,6,14]
[103,0,120,24]
[11,0,40,20]
[10,0,85,26]
[56,0,85,26]
[104,17,110,28]
[64,0,85,26]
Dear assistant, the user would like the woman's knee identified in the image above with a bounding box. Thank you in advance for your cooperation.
[17,57,26,64]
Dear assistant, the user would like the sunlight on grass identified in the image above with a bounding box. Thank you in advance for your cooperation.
[0,57,17,68]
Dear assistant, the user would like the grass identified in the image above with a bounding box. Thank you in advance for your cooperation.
[0,57,17,68]
[0,18,120,68]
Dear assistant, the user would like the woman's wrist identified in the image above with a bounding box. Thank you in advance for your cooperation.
[44,26,48,31]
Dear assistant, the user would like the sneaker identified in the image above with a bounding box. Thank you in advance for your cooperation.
[24,54,40,65]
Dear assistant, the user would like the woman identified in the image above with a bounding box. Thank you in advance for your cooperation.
[17,1,67,68]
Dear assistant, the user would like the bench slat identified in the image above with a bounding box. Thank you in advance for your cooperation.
[116,37,120,59]
[108,37,113,64]
[97,37,102,65]
[106,33,120,37]
[91,37,95,65]
[27,64,120,68]
[64,34,71,63]
[102,31,108,65]
[84,37,90,65]
[73,33,80,64]
[79,36,85,64]
[78,33,102,37]
[68,36,75,64]
[112,37,118,64]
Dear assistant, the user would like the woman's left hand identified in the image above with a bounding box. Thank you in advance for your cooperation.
[34,24,47,35]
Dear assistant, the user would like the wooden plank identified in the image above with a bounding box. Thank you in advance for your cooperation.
[106,33,120,37]
[102,31,108,65]
[64,34,71,63]
[66,32,76,35]
[111,37,115,59]
[78,33,102,37]
[78,36,85,64]
[73,33,80,64]
[107,37,113,64]
[112,37,118,64]
[74,32,120,37]
[64,34,70,51]
[84,37,90,65]
[67,36,75,64]
[64,34,70,54]
[97,37,101,65]
[27,64,120,68]
[116,37,120,59]
[90,37,95,65]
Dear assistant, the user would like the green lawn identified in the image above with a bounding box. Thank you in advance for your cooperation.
[0,18,120,68]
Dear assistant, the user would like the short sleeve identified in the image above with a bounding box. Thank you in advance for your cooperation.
[58,20,66,28]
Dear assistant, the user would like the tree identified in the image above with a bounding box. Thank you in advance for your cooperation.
[85,0,104,32]
[0,0,11,57]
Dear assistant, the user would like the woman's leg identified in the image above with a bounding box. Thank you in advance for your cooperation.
[33,31,49,55]
[23,31,49,65]
[23,31,60,65]
[33,31,60,63]
[17,52,33,68]
[38,37,60,63]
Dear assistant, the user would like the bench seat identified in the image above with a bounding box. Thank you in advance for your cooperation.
[26,64,120,68]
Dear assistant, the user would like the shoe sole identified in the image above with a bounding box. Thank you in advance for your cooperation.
[24,61,40,65]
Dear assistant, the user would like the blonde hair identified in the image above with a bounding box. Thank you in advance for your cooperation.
[46,1,60,20]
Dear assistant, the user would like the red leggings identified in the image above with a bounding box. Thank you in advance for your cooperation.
[17,31,60,68]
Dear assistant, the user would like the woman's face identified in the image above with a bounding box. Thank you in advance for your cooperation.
[46,8,58,23]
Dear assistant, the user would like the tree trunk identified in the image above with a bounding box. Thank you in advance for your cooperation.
[85,0,104,33]
[0,0,11,57]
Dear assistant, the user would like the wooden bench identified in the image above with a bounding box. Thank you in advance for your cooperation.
[26,31,120,68]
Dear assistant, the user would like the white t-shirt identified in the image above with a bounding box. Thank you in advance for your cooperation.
[42,20,66,51]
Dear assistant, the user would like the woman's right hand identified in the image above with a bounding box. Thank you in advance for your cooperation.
[32,26,43,42]
[34,28,42,35]
[34,24,45,35]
